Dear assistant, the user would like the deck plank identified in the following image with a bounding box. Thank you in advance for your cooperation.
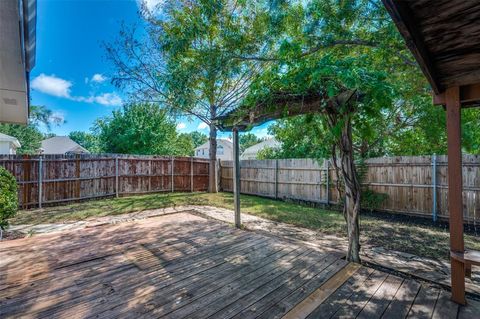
[381,278,421,319]
[432,290,459,319]
[356,274,404,319]
[281,263,361,319]
[406,285,440,319]
[1,211,477,319]
[458,298,480,319]
[234,257,347,319]
[306,266,375,319]
[184,250,334,319]
[330,270,389,318]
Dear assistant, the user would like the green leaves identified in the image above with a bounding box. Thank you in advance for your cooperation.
[93,103,193,156]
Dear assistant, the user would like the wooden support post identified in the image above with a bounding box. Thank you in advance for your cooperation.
[446,86,466,305]
[38,156,43,208]
[190,157,194,192]
[233,127,241,228]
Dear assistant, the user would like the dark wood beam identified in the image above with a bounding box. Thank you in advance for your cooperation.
[434,83,480,107]
[215,90,358,131]
[445,86,466,305]
[382,0,442,94]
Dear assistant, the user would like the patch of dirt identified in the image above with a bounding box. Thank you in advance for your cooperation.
[1,230,25,241]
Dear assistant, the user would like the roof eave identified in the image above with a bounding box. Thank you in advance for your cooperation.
[381,0,442,94]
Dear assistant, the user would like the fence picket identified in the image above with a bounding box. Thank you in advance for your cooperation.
[220,156,480,224]
[0,154,209,208]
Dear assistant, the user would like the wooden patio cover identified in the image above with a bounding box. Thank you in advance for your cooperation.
[216,0,480,306]
[382,0,480,305]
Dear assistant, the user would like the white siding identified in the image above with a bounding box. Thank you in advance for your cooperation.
[0,141,15,154]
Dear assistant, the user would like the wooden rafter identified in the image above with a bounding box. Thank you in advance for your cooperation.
[214,90,360,131]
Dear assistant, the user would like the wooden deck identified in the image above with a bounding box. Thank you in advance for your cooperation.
[0,211,478,318]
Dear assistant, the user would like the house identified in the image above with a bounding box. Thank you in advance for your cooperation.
[194,138,233,161]
[40,136,89,155]
[240,138,281,160]
[0,0,37,125]
[0,133,21,154]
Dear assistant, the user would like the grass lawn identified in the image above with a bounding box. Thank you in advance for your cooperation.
[10,192,480,262]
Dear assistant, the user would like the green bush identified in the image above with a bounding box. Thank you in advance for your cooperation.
[0,166,18,230]
[361,189,388,212]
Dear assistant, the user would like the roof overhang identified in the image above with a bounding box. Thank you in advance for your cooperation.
[0,0,37,125]
[382,0,480,107]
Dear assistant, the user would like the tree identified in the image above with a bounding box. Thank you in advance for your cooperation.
[0,105,64,154]
[69,131,101,153]
[235,0,436,262]
[105,0,270,191]
[0,124,43,155]
[187,131,209,149]
[93,103,192,155]
[239,133,261,152]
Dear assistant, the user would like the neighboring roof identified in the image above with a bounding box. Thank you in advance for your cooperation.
[241,138,281,158]
[0,133,21,148]
[382,1,480,94]
[194,138,233,151]
[40,136,89,154]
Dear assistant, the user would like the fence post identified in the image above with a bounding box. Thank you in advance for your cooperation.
[23,154,30,209]
[274,159,279,199]
[115,157,119,198]
[171,157,175,192]
[325,160,330,205]
[148,159,152,193]
[190,157,194,192]
[38,156,43,208]
[432,154,437,222]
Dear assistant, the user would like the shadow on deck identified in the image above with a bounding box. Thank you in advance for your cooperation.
[0,211,478,318]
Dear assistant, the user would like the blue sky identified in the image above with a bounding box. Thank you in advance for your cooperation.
[30,0,272,139]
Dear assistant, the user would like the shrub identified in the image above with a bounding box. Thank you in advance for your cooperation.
[0,166,18,230]
[361,189,388,212]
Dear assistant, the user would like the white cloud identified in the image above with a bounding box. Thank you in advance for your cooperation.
[197,122,208,130]
[177,122,186,130]
[49,111,66,124]
[31,73,122,106]
[91,73,107,83]
[31,74,72,98]
[137,0,164,12]
[78,93,122,106]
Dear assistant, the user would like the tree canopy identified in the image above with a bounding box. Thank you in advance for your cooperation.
[0,105,65,154]
[93,103,194,156]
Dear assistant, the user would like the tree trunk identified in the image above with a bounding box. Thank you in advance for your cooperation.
[208,106,218,193]
[338,116,361,263]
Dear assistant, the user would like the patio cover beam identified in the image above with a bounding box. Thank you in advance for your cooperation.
[382,0,480,305]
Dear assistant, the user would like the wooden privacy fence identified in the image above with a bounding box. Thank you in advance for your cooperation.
[0,154,209,208]
[220,155,480,224]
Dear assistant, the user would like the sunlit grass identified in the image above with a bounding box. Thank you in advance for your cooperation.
[11,192,479,261]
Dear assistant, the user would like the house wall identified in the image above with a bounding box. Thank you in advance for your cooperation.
[194,143,233,161]
[0,141,15,154]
